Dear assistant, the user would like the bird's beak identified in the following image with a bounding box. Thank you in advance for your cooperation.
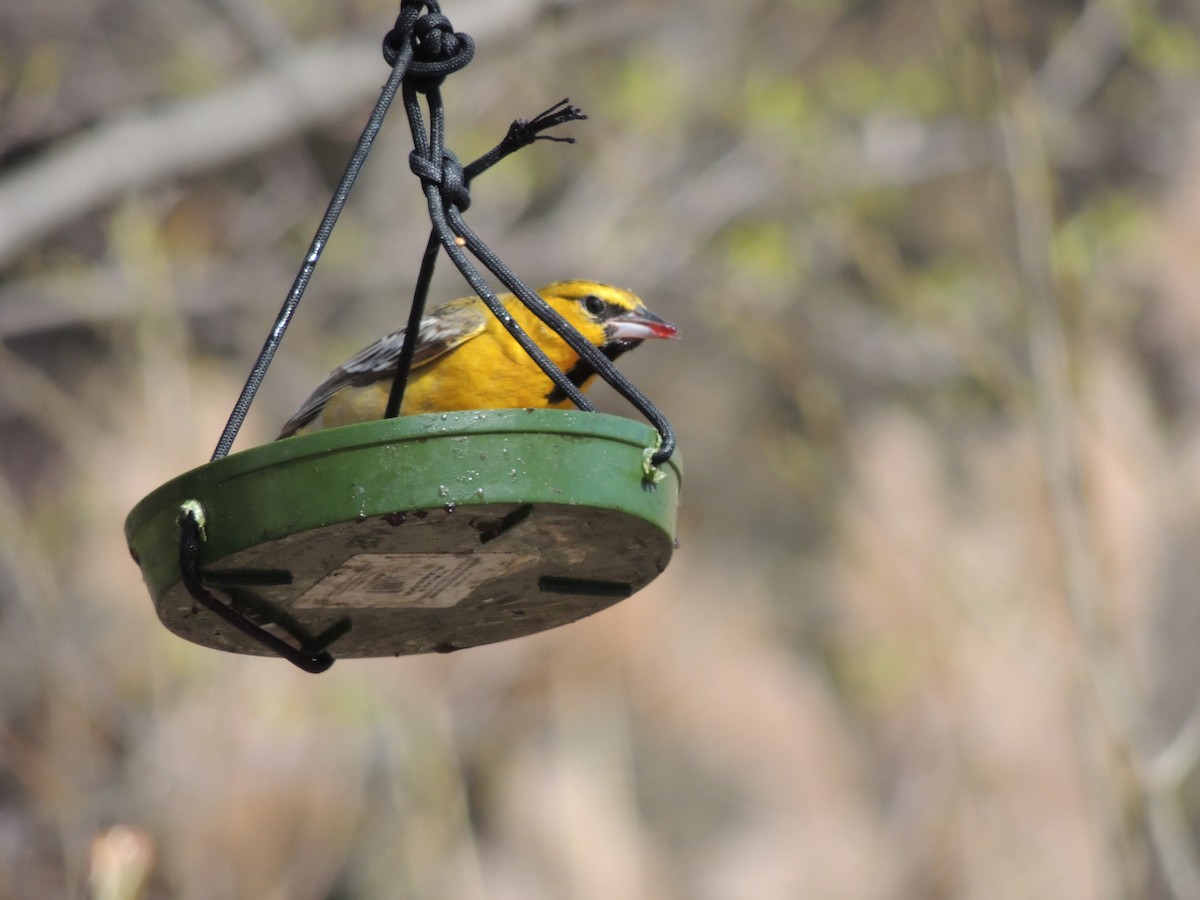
[607,306,679,342]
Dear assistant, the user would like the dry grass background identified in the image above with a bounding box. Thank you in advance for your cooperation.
[3,0,1200,897]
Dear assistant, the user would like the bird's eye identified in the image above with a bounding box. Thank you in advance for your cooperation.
[582,294,605,316]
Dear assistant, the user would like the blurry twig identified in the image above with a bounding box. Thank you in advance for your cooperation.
[1150,704,1200,791]
[1035,0,1153,116]
[0,37,379,269]
[1145,780,1200,900]
[0,340,108,469]
[1002,90,1145,895]
[0,251,424,339]
[0,0,554,270]
[1001,87,1139,745]
[1143,700,1200,896]
[1033,2,1200,886]
[996,25,1200,900]
[210,0,297,61]
[0,261,277,339]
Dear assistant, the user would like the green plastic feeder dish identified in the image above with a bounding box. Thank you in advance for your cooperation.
[124,409,681,659]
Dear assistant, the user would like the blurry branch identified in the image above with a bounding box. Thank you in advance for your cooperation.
[0,37,378,269]
[1026,1,1200,894]
[537,120,998,295]
[0,0,554,270]
[1035,0,1154,116]
[548,0,1137,298]
[1146,798,1200,900]
[0,262,277,339]
[624,0,1143,293]
[211,0,298,61]
[997,17,1200,897]
[0,254,414,340]
[1002,93,1139,750]
[633,0,1149,286]
[1000,82,1143,891]
[0,0,1139,278]
[1149,705,1200,792]
[112,199,201,462]
[1145,703,1200,898]
[0,340,109,470]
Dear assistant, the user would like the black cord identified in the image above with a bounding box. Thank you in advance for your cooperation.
[193,0,678,669]
[401,84,596,413]
[387,15,677,462]
[178,508,334,673]
[209,36,414,461]
[384,230,440,419]
[463,98,588,180]
[447,208,676,462]
[213,0,675,463]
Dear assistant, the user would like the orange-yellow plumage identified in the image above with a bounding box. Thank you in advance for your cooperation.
[279,280,676,438]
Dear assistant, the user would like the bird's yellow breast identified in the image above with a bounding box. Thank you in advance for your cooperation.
[313,298,597,429]
[400,312,589,414]
[281,280,666,438]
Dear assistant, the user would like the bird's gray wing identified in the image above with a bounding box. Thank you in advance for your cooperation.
[277,298,488,437]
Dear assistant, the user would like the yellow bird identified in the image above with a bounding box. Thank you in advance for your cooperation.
[278,280,678,438]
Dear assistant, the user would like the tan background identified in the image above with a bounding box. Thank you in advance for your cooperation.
[3,0,1200,897]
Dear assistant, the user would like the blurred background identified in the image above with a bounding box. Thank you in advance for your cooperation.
[3,0,1200,897]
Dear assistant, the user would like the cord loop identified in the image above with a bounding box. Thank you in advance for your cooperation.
[409,148,470,211]
[213,0,675,467]
[204,0,677,671]
[383,7,474,92]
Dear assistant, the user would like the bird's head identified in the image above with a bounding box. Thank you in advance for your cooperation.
[541,280,678,358]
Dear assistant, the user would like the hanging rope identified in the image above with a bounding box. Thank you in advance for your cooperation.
[382,8,676,463]
[191,1,677,671]
[211,0,675,464]
[177,506,341,673]
[209,37,412,461]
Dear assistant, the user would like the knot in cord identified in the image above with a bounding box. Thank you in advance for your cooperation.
[410,148,471,211]
[382,6,475,92]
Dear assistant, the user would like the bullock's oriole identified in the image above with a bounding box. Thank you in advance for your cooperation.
[278,280,677,438]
